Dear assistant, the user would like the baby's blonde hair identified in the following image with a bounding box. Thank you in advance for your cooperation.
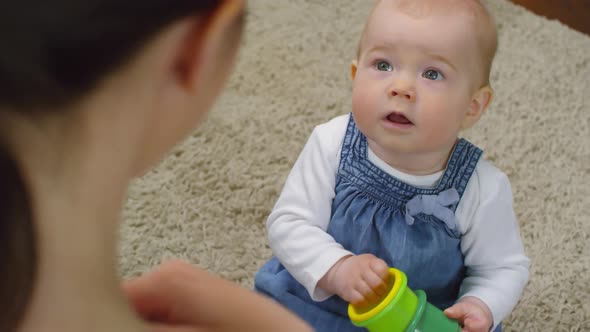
[356,0,498,86]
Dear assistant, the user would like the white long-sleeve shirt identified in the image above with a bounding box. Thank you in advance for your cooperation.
[267,114,529,327]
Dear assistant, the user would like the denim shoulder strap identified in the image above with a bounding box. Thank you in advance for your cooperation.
[437,138,483,203]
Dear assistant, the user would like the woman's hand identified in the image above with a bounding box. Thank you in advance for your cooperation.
[123,260,312,332]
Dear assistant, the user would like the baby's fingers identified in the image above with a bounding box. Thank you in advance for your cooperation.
[362,269,389,297]
[347,288,371,307]
[444,303,467,321]
[369,258,389,278]
[461,317,489,332]
[369,259,390,291]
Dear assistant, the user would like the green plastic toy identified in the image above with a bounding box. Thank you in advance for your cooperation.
[348,268,461,332]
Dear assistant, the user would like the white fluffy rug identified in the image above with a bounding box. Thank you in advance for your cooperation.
[119,1,590,331]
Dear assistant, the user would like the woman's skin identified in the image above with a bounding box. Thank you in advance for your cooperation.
[0,1,311,331]
[124,260,311,332]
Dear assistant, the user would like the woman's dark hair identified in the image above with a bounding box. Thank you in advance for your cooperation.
[0,1,223,331]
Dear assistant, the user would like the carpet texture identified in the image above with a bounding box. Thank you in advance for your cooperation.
[119,1,590,331]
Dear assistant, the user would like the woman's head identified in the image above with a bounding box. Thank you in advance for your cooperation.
[0,0,245,170]
[0,1,245,330]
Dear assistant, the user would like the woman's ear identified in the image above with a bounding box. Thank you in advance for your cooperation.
[174,0,245,93]
[131,0,244,173]
[351,60,358,81]
[461,85,494,129]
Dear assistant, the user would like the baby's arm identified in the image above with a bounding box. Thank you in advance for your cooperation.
[268,115,389,304]
[449,160,530,331]
[268,115,374,301]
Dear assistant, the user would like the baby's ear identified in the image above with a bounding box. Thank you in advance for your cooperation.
[462,85,494,129]
[351,60,358,80]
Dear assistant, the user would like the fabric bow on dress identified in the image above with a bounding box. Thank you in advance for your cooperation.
[404,188,460,230]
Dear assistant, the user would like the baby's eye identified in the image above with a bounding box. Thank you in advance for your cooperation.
[423,69,444,81]
[375,60,393,72]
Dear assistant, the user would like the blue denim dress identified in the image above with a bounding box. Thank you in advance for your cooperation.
[256,115,500,332]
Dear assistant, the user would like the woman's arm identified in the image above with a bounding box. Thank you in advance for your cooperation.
[123,260,312,332]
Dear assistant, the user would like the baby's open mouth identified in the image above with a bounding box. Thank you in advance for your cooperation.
[386,112,413,125]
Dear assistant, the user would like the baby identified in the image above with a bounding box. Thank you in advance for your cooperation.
[255,1,529,331]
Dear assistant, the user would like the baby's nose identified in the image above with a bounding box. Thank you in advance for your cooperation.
[390,85,414,101]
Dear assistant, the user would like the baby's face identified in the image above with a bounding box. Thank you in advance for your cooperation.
[352,2,486,159]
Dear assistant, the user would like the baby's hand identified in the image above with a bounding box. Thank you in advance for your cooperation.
[444,296,493,332]
[318,254,389,307]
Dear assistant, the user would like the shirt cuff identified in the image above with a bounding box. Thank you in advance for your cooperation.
[300,248,353,301]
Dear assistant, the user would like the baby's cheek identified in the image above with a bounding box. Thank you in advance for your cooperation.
[351,86,375,114]
[418,105,460,139]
